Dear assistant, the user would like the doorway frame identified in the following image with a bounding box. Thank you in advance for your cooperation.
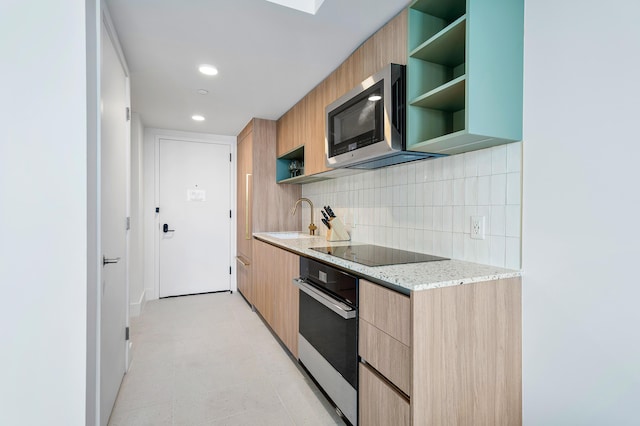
[87,2,131,425]
[144,129,237,301]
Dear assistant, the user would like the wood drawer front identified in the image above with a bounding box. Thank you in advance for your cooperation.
[359,319,411,396]
[359,279,411,346]
[359,362,410,426]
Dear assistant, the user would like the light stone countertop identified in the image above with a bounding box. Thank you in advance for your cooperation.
[254,232,522,295]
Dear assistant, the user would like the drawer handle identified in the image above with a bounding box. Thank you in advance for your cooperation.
[293,278,355,319]
[236,256,250,267]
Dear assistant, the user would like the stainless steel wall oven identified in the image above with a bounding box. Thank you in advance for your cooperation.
[293,257,358,425]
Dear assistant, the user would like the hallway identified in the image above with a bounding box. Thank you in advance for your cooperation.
[109,292,343,425]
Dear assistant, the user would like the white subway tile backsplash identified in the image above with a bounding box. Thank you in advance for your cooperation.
[476,238,491,265]
[507,142,522,173]
[478,205,492,236]
[464,206,478,234]
[453,178,465,206]
[415,182,424,206]
[424,160,435,182]
[433,181,444,206]
[505,237,521,269]
[506,172,521,205]
[477,176,491,206]
[464,235,477,262]
[477,149,493,176]
[442,180,453,206]
[415,206,424,230]
[452,233,465,259]
[433,207,443,231]
[464,150,479,177]
[441,156,454,180]
[301,144,522,269]
[464,177,478,206]
[489,236,506,267]
[452,206,465,233]
[424,206,434,231]
[423,182,434,206]
[406,163,416,184]
[491,145,507,174]
[491,206,506,236]
[442,206,453,232]
[452,154,465,179]
[505,205,521,237]
[407,183,416,206]
[423,230,434,253]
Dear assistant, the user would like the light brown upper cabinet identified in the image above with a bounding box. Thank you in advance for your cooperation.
[275,10,407,182]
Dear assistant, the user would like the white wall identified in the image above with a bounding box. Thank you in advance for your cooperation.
[302,143,522,269]
[142,128,237,300]
[129,113,145,315]
[522,0,640,424]
[0,1,88,424]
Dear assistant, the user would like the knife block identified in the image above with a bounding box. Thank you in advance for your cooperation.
[326,217,350,242]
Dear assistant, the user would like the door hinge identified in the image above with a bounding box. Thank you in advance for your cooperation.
[229,266,232,275]
[125,216,131,230]
[125,326,129,341]
[126,107,131,121]
[229,210,232,218]
[229,153,232,162]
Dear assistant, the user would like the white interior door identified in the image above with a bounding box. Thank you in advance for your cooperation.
[159,139,231,297]
[100,19,128,426]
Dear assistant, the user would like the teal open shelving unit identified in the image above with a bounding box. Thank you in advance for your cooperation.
[407,0,524,155]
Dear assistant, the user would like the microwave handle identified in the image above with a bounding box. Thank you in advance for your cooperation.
[293,278,356,320]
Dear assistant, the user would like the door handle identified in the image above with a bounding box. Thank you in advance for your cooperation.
[103,256,121,266]
[163,223,175,233]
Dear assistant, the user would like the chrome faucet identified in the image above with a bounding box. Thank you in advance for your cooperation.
[291,197,317,236]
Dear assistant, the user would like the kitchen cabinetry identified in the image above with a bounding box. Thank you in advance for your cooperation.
[252,239,300,357]
[359,363,410,426]
[235,118,301,305]
[407,0,524,154]
[276,10,407,182]
[359,277,522,425]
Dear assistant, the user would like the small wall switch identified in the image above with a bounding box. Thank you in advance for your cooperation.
[471,216,485,240]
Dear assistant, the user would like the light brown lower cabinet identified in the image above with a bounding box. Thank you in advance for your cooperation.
[359,362,410,426]
[252,239,300,357]
[236,255,252,304]
[359,277,522,426]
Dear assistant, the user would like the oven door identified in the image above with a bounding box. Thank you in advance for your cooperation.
[294,278,358,425]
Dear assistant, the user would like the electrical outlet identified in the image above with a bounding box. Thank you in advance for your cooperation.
[471,216,485,240]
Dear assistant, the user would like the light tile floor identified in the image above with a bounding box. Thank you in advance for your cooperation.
[109,292,344,426]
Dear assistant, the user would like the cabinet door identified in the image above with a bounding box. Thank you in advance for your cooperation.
[304,84,327,176]
[236,129,253,259]
[272,247,300,357]
[252,239,274,325]
[236,256,252,304]
[252,239,300,357]
[363,9,408,77]
[359,363,410,426]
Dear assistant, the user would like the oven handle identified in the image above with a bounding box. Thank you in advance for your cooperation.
[293,278,356,320]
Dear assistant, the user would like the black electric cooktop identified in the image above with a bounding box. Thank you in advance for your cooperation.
[310,244,448,267]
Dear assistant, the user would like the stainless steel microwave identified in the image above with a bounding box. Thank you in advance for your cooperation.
[325,63,439,169]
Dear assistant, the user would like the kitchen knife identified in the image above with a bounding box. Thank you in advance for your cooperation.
[326,205,336,218]
[321,218,331,229]
[321,210,330,221]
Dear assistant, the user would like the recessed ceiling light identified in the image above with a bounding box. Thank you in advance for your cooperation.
[192,115,205,121]
[196,89,209,95]
[368,95,382,101]
[198,65,218,76]
[265,0,325,15]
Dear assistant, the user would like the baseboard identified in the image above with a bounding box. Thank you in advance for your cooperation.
[129,289,146,317]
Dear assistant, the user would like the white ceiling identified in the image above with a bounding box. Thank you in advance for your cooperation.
[105,0,410,136]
